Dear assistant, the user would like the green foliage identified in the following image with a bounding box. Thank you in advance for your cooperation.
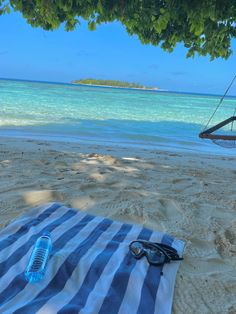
[72,79,150,89]
[3,0,236,59]
[0,1,10,15]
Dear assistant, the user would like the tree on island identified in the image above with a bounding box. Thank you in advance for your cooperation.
[72,79,156,89]
[1,1,235,60]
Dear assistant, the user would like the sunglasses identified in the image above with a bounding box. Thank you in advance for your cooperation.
[129,240,183,266]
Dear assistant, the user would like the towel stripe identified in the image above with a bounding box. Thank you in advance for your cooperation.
[13,218,113,314]
[79,223,144,314]
[1,213,101,313]
[0,213,95,309]
[161,234,174,247]
[0,203,60,252]
[97,227,152,314]
[57,223,133,314]
[154,238,183,314]
[0,203,52,243]
[0,209,76,281]
[117,231,164,314]
[136,234,174,314]
[36,220,130,313]
[0,204,68,264]
[0,206,81,298]
[0,203,184,314]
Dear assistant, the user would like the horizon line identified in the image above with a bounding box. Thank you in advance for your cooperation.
[0,76,236,98]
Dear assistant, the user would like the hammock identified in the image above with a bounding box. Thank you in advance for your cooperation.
[199,75,236,148]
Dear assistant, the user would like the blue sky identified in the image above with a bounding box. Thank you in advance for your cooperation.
[0,11,236,95]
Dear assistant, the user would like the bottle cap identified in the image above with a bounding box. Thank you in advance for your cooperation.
[41,231,51,238]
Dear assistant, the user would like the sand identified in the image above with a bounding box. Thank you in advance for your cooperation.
[0,137,236,313]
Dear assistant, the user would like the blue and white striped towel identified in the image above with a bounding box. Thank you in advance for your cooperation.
[0,203,184,314]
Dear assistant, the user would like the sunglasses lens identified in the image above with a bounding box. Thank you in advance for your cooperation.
[130,242,144,257]
[146,248,166,265]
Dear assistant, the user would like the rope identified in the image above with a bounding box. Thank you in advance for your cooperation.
[203,75,236,131]
[231,106,236,131]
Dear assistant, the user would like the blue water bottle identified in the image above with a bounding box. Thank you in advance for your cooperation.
[25,233,52,283]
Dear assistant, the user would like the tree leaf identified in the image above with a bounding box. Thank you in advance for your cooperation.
[1,0,234,59]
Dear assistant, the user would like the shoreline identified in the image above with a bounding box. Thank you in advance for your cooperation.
[0,137,235,313]
[0,129,235,157]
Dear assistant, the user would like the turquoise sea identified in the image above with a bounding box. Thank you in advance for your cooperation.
[0,79,235,155]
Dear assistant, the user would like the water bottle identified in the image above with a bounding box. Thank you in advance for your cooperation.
[25,233,52,283]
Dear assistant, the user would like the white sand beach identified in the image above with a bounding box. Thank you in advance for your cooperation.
[0,137,236,313]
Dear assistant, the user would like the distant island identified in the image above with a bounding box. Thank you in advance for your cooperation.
[71,79,159,90]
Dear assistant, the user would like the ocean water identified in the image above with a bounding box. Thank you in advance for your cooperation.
[0,79,235,155]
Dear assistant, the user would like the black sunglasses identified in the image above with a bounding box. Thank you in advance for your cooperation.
[129,240,183,266]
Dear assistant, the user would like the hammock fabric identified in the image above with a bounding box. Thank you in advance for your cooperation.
[199,116,236,140]
[199,75,236,148]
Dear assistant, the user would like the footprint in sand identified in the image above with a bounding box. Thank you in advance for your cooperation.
[171,177,204,196]
[187,238,216,257]
[149,198,184,221]
[183,255,234,274]
[55,161,69,168]
[215,222,236,257]
[37,142,50,146]
[33,159,50,166]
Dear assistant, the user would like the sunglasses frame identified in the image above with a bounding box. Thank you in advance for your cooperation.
[129,240,183,266]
